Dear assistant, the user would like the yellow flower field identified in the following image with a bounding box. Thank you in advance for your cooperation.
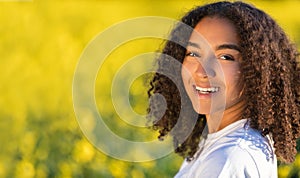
[0,0,299,177]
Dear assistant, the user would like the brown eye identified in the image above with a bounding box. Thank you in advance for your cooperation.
[219,54,234,61]
[186,52,201,58]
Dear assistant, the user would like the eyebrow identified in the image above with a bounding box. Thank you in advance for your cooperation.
[186,41,241,52]
[186,41,201,49]
[216,44,241,52]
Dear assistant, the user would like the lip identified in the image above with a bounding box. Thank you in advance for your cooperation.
[192,84,219,99]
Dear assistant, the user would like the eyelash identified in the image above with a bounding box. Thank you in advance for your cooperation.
[219,54,235,61]
[185,51,236,61]
[185,52,201,58]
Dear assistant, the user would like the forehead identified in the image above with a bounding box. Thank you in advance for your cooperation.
[189,17,240,47]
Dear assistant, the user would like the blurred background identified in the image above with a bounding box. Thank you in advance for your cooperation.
[1,0,300,177]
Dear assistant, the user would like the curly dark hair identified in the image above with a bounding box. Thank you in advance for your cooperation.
[147,1,300,164]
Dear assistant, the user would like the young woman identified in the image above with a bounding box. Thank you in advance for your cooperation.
[147,1,300,177]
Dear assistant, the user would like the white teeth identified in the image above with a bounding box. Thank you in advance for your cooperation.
[195,86,219,93]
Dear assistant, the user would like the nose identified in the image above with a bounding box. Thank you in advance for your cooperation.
[195,61,216,78]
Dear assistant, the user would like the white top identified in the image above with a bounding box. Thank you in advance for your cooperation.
[174,119,277,178]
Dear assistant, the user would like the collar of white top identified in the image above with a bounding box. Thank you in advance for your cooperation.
[205,119,248,140]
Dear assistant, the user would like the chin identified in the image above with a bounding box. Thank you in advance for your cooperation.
[193,104,226,115]
[193,105,211,115]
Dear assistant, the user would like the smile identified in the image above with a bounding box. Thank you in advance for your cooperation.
[194,85,219,94]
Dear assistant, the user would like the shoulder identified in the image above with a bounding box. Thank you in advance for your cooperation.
[195,127,277,177]
[238,127,275,163]
[175,121,277,178]
[195,143,259,177]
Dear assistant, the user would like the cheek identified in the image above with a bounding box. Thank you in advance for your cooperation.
[181,62,192,84]
[223,65,243,96]
[223,63,241,82]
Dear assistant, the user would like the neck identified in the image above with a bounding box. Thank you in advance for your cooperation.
[205,99,246,133]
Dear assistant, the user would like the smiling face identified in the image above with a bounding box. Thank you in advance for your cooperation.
[181,16,244,115]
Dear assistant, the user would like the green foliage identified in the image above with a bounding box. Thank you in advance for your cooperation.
[0,0,299,177]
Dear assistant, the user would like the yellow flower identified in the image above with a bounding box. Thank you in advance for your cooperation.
[72,139,95,163]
